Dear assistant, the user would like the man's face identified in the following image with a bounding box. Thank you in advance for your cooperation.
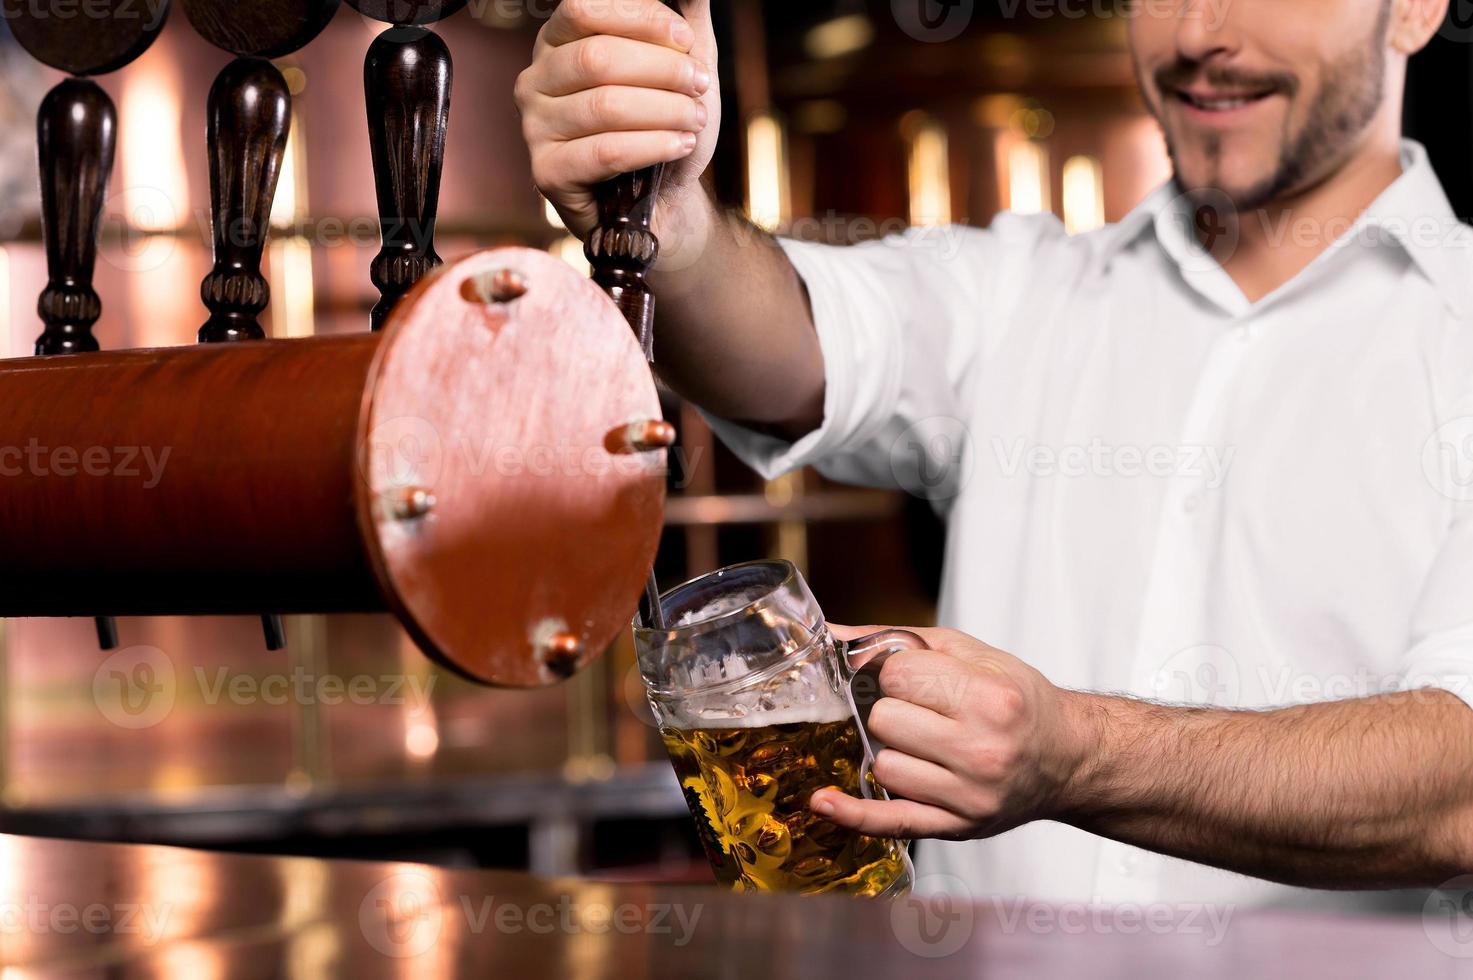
[1130,0,1394,208]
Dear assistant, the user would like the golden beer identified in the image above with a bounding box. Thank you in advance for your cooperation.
[661,714,910,896]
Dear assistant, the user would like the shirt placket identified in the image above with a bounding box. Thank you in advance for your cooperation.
[1091,315,1254,902]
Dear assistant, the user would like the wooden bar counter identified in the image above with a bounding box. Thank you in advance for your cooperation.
[0,834,1465,977]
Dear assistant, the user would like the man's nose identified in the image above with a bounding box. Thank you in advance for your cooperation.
[1173,0,1240,64]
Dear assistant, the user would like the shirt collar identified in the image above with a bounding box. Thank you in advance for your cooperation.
[1094,139,1473,316]
[1355,140,1473,316]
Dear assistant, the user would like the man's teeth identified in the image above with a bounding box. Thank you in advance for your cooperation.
[1183,92,1265,111]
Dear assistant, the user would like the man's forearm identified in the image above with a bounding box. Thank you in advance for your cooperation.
[1061,689,1473,888]
[647,188,825,441]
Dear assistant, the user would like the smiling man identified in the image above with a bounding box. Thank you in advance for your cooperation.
[516,0,1473,906]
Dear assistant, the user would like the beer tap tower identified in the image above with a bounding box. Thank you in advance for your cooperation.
[0,0,671,687]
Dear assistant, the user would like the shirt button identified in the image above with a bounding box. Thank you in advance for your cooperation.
[1182,493,1203,514]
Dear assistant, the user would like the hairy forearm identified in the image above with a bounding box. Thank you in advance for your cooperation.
[1059,689,1473,888]
[647,188,825,440]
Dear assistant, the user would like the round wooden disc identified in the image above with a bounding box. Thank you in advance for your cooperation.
[4,0,171,75]
[346,0,467,25]
[181,0,340,58]
[355,248,667,688]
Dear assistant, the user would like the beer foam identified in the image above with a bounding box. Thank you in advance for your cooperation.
[664,698,852,731]
[671,590,764,628]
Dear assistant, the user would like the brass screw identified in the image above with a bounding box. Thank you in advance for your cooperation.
[387,486,436,521]
[540,631,584,678]
[605,419,677,455]
[460,268,529,305]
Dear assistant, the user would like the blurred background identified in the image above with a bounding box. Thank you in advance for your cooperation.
[0,0,1467,882]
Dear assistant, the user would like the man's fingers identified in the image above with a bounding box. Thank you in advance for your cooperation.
[537,0,695,54]
[538,86,706,141]
[535,36,711,97]
[535,131,697,195]
[809,789,968,840]
[877,650,982,716]
[870,748,967,809]
[867,697,958,761]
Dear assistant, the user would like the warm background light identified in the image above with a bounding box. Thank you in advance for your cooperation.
[1062,155,1105,234]
[746,112,790,231]
[1006,139,1050,215]
[119,61,190,232]
[907,115,952,226]
[270,105,316,339]
[804,13,874,60]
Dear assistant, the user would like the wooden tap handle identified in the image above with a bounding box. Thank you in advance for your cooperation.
[35,79,117,356]
[199,58,291,343]
[586,0,682,361]
[587,164,665,361]
[365,26,451,332]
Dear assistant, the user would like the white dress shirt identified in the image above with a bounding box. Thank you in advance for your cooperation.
[706,141,1473,912]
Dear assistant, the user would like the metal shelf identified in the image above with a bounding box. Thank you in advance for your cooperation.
[664,490,900,527]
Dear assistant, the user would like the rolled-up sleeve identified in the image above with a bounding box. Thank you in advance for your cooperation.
[703,215,1066,501]
[1399,506,1473,712]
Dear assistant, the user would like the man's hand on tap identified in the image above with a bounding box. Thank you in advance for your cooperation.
[515,0,720,254]
[513,0,822,440]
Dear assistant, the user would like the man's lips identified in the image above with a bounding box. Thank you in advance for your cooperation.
[1171,86,1279,114]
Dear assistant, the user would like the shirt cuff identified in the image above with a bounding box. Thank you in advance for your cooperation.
[699,236,884,481]
[1400,667,1473,714]
[1399,633,1473,713]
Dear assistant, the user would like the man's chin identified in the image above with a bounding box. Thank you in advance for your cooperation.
[1172,162,1284,213]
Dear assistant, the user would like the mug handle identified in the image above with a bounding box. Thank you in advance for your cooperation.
[838,628,930,799]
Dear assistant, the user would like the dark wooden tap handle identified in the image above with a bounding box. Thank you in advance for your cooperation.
[35,79,116,356]
[5,0,172,77]
[181,0,340,59]
[199,58,291,344]
[586,0,681,360]
[346,0,467,26]
[587,165,665,361]
[365,26,451,332]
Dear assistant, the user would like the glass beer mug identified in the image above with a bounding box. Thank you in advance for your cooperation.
[633,559,925,897]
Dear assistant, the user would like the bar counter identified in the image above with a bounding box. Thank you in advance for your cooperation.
[0,834,1467,977]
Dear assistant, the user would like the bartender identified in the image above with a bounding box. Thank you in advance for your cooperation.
[515,0,1473,907]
